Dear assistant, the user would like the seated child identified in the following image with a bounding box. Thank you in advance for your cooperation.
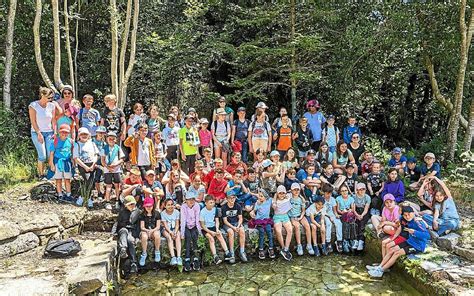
[297,163,321,200]
[344,163,358,194]
[371,194,400,238]
[180,192,202,272]
[249,189,276,260]
[284,168,300,191]
[207,168,228,204]
[388,147,407,176]
[360,151,377,179]
[222,192,247,262]
[161,199,182,266]
[261,159,284,197]
[188,174,206,206]
[272,186,293,260]
[406,157,421,191]
[139,197,161,266]
[381,168,405,203]
[288,183,313,256]
[243,168,260,206]
[117,196,141,273]
[306,195,328,256]
[225,171,254,212]
[319,163,346,195]
[336,185,357,253]
[321,183,343,253]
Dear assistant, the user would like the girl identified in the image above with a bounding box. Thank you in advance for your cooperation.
[180,192,202,272]
[207,168,228,204]
[188,174,206,206]
[272,107,292,131]
[321,115,339,153]
[371,194,401,238]
[319,163,346,193]
[198,118,212,158]
[381,168,405,203]
[49,124,74,203]
[153,131,168,180]
[161,199,182,266]
[417,177,436,214]
[272,185,293,261]
[367,161,385,216]
[282,148,299,171]
[336,184,357,253]
[249,190,275,260]
[139,197,161,266]
[57,103,78,139]
[162,114,181,162]
[332,140,356,175]
[161,159,190,186]
[212,96,234,123]
[127,103,147,137]
[353,183,371,251]
[306,196,327,256]
[211,108,231,166]
[165,171,187,206]
[361,151,376,179]
[252,149,266,174]
[422,178,460,236]
[270,150,284,179]
[288,183,313,256]
[248,109,272,160]
[147,104,165,139]
[261,160,285,197]
[294,117,313,159]
[315,142,333,166]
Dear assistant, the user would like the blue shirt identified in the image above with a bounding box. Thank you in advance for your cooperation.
[388,155,407,168]
[288,195,304,218]
[296,169,319,182]
[342,125,362,144]
[79,108,101,136]
[323,196,337,217]
[199,207,217,228]
[435,198,459,221]
[336,195,354,211]
[303,111,326,141]
[421,162,441,178]
[254,198,272,220]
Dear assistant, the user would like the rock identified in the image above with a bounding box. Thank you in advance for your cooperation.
[83,210,117,232]
[198,282,221,296]
[34,227,60,246]
[0,221,20,242]
[436,233,460,251]
[16,213,61,234]
[0,232,40,258]
[420,261,443,274]
[59,207,87,229]
[445,265,474,283]
[454,246,474,261]
[0,276,67,295]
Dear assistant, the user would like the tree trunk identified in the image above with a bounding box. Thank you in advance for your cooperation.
[110,0,119,100]
[3,0,17,109]
[290,0,297,118]
[64,0,75,96]
[51,0,63,89]
[463,97,474,151]
[119,0,133,107]
[74,0,81,97]
[33,0,57,92]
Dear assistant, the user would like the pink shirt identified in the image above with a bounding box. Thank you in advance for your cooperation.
[199,129,212,147]
[382,205,400,222]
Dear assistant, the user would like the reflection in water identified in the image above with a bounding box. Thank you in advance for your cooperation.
[122,255,420,295]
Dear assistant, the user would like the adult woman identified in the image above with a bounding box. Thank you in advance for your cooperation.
[29,87,57,179]
[332,140,356,175]
[348,132,365,167]
[212,96,234,123]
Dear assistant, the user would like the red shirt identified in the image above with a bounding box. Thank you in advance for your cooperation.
[225,161,248,177]
[207,178,228,200]
[124,177,143,186]
[189,171,209,188]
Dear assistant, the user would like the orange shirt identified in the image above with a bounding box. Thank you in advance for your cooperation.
[276,127,292,151]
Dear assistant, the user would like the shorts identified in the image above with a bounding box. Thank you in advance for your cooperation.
[222,222,238,233]
[104,172,121,184]
[392,236,407,245]
[252,138,269,153]
[273,213,290,224]
[370,208,381,216]
[398,241,419,255]
[202,226,216,236]
[52,170,72,180]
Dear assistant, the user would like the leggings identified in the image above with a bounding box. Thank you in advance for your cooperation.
[257,224,274,250]
[342,220,357,241]
[184,227,199,259]
[355,207,371,241]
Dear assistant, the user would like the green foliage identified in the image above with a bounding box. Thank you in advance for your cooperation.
[363,136,391,165]
[197,235,213,265]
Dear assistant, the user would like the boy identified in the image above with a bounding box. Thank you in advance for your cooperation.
[49,124,74,203]
[200,195,232,265]
[117,195,141,274]
[225,170,253,212]
[244,168,260,201]
[181,191,202,272]
[101,94,126,142]
[360,151,376,179]
[162,114,181,162]
[342,116,362,144]
[406,158,421,191]
[79,94,101,136]
[321,184,343,252]
[344,163,358,194]
[222,191,247,262]
[207,168,228,204]
[388,147,407,176]
[124,123,156,179]
[273,114,293,158]
[143,170,165,207]
[367,161,385,216]
[306,195,327,256]
[322,115,340,153]
[231,107,250,163]
[100,131,125,210]
[179,114,200,174]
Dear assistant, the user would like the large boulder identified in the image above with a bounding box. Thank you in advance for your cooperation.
[436,233,461,251]
[17,213,61,234]
[59,207,87,229]
[0,232,39,258]
[0,221,21,242]
[83,209,117,232]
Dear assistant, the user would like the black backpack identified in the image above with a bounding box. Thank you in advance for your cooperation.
[44,238,82,258]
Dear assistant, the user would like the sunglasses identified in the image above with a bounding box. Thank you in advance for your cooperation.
[63,92,72,95]
[352,136,359,139]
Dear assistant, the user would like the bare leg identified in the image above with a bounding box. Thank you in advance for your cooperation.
[292,220,302,245]
[274,223,284,248]
[64,179,71,194]
[216,232,229,252]
[227,229,235,252]
[141,232,149,253]
[206,234,217,255]
[283,221,293,249]
[175,231,182,256]
[163,232,175,257]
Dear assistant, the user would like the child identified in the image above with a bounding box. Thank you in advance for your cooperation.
[321,115,339,153]
[273,114,293,158]
[126,103,147,137]
[388,147,407,176]
[406,158,421,191]
[165,171,187,206]
[272,185,294,260]
[332,141,356,175]
[270,150,284,178]
[244,168,260,203]
[232,106,250,163]
[153,131,168,179]
[207,168,228,204]
[101,94,126,141]
[422,178,460,236]
[162,114,181,162]
[250,190,275,259]
[78,94,101,136]
[371,194,400,238]
[124,123,156,179]
[353,183,371,251]
[283,169,299,191]
[200,195,233,265]
[420,152,441,179]
[342,116,362,144]
[93,126,107,194]
[117,196,141,274]
[319,163,346,193]
[201,147,215,174]
[261,159,285,197]
[288,183,313,255]
[225,152,248,177]
[57,103,78,139]
[222,191,248,262]
[294,117,313,159]
[188,174,206,206]
[100,131,125,210]
[180,191,202,272]
[315,142,333,166]
[198,118,212,157]
[297,163,321,200]
[344,163,358,194]
[161,199,182,266]
[360,151,376,179]
[336,185,357,253]
[248,109,272,160]
[282,148,299,171]
[252,149,266,174]
[138,197,161,266]
[367,161,385,216]
[225,171,253,212]
[306,195,327,256]
[381,168,405,203]
[367,205,430,278]
[321,183,343,252]
[147,104,165,139]
[142,170,164,208]
[212,108,231,166]
[49,124,74,203]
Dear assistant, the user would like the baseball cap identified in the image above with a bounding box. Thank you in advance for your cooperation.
[237,107,246,112]
[383,193,395,202]
[256,101,268,109]
[226,190,236,198]
[61,84,74,94]
[188,107,196,113]
[277,185,287,193]
[143,197,154,207]
[392,147,402,154]
[146,170,156,176]
[345,163,355,169]
[424,152,435,160]
[270,150,280,157]
[402,205,414,213]
[106,131,117,138]
[78,127,90,136]
[167,113,177,120]
[124,195,136,206]
[59,124,71,133]
[291,183,301,190]
[96,126,107,133]
[407,157,416,164]
[200,118,209,124]
[327,114,335,120]
[218,96,226,102]
[355,183,366,190]
[216,108,226,115]
[307,149,316,155]
[262,159,273,169]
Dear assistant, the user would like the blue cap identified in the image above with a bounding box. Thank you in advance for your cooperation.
[96,126,107,133]
[313,195,325,204]
[262,159,273,169]
[226,190,236,198]
[392,147,402,154]
[407,157,416,163]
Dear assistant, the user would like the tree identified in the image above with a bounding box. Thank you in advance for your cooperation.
[3,0,17,109]
[51,0,64,89]
[64,0,76,96]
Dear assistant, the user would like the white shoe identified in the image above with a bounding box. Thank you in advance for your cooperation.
[366,264,379,270]
[352,240,359,249]
[368,267,384,278]
[357,240,364,251]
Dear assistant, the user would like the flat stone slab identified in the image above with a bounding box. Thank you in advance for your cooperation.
[0,276,67,296]
[0,232,39,258]
[437,233,461,251]
[0,221,20,242]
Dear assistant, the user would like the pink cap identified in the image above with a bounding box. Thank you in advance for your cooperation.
[143,197,155,207]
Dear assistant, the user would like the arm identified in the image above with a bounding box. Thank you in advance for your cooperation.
[123,135,134,148]
[179,137,186,161]
[180,208,186,237]
[433,176,452,198]
[231,124,236,143]
[120,115,127,141]
[140,220,146,232]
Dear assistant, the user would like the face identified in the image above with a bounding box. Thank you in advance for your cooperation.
[172,173,180,181]
[134,105,143,115]
[346,167,354,175]
[257,153,264,161]
[168,118,176,125]
[307,166,315,175]
[434,191,445,203]
[218,100,226,107]
[204,150,211,158]
[348,118,356,125]
[125,203,136,211]
[185,118,193,127]
[79,133,89,142]
[96,132,105,140]
[324,191,332,199]
[248,172,256,180]
[364,152,373,161]
[59,130,69,140]
[83,98,93,108]
[300,120,308,128]
[145,174,155,183]
[372,163,381,173]
[291,187,300,196]
[215,161,223,169]
[307,154,315,161]
[327,118,335,125]
[389,170,398,181]
[287,149,295,159]
[402,211,414,221]
[171,161,179,169]
[407,162,415,169]
[384,199,395,208]
[150,108,159,117]
[324,165,333,175]
[130,173,141,182]
[238,110,246,117]
[205,198,216,208]
[277,191,286,200]
[351,134,360,142]
[340,187,349,197]
[234,173,242,181]
[186,198,196,207]
[218,113,226,120]
[193,177,201,186]
[357,187,366,195]
[257,193,266,203]
[144,204,154,212]
[281,117,289,126]
[340,143,348,152]
[233,153,241,163]
[201,122,209,129]
[154,133,162,141]
[280,108,287,116]
[63,90,73,99]
[271,154,280,162]
[425,157,435,165]
[320,145,328,152]
[195,163,204,171]
[315,201,324,210]
[226,196,236,205]
[165,200,175,211]
[216,172,224,180]
[138,127,148,137]
[394,153,401,160]
[105,98,116,108]
[287,171,296,179]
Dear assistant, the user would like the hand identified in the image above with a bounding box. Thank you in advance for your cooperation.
[232,226,239,232]
[433,220,439,230]
[405,228,415,235]
[50,163,56,172]
[37,133,44,144]
[217,142,222,147]
[182,154,187,161]
[210,231,217,236]
[181,235,185,240]
[369,190,374,195]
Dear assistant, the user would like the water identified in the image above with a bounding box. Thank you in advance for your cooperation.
[122,255,421,295]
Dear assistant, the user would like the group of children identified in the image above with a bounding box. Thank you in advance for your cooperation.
[29,87,461,277]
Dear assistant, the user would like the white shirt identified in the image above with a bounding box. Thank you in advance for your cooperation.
[100,145,125,173]
[73,140,99,163]
[29,101,55,132]
[137,138,151,166]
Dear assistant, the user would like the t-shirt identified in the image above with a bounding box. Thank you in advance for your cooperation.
[50,138,73,165]
[222,203,242,225]
[244,178,260,194]
[179,127,199,155]
[79,108,101,136]
[274,198,292,215]
[143,180,163,198]
[162,126,181,146]
[161,209,180,231]
[154,141,167,160]
[336,195,354,211]
[353,193,371,208]
[296,170,319,183]
[305,203,326,218]
[388,155,407,168]
[288,195,304,218]
[100,145,125,173]
[315,151,333,165]
[249,121,271,140]
[254,198,272,220]
[200,207,218,228]
[211,121,230,140]
[323,196,337,217]
[233,119,250,141]
[333,150,354,166]
[348,144,365,166]
[421,162,441,178]
[275,126,292,151]
[188,185,206,202]
[345,174,358,193]
[321,172,337,185]
[273,117,293,129]
[214,106,234,123]
[303,111,326,142]
[127,113,148,136]
[102,107,125,135]
[139,212,161,230]
[435,198,460,221]
[199,129,212,147]
[322,125,339,147]
[367,173,386,192]
[30,101,56,133]
[73,140,99,163]
[147,118,162,135]
[407,166,421,182]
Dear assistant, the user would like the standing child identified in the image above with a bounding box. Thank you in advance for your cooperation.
[212,108,231,166]
[321,184,343,253]
[100,132,125,210]
[367,161,385,216]
[288,183,314,256]
[336,185,357,253]
[248,110,272,160]
[306,195,328,256]
[147,104,165,139]
[124,123,156,179]
[353,183,371,251]
[232,107,250,162]
[273,114,293,158]
[181,192,202,272]
[78,94,101,136]
[250,190,276,260]
[322,115,339,153]
[272,185,294,261]
[126,103,147,137]
[153,131,168,179]
[162,114,181,162]
[342,116,362,144]
[294,117,313,159]
[222,191,248,262]
[49,124,74,203]
[161,199,183,266]
[198,118,212,158]
[138,197,161,266]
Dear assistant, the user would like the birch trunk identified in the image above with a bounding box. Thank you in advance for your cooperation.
[74,0,81,97]
[463,97,474,151]
[51,0,63,89]
[33,0,57,92]
[119,0,133,107]
[290,0,297,119]
[64,0,75,96]
[110,0,119,100]
[3,0,17,109]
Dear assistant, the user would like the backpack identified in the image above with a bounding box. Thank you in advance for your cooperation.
[46,136,75,179]
[212,120,231,137]
[323,125,339,142]
[44,238,82,258]
[103,144,120,165]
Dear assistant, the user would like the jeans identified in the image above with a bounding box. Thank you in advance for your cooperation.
[257,224,274,249]
[31,131,54,162]
[118,228,137,263]
[422,214,460,235]
[238,139,249,163]
[184,227,199,259]
[237,193,256,207]
[325,215,343,242]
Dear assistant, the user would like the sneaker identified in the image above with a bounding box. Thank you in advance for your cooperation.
[193,257,200,271]
[76,196,84,206]
[321,244,328,256]
[65,195,75,204]
[170,257,178,266]
[119,247,128,259]
[343,240,350,253]
[177,257,183,266]
[268,248,276,259]
[296,245,304,256]
[368,267,384,278]
[229,253,236,264]
[357,240,365,251]
[306,245,315,256]
[366,264,380,271]
[139,253,147,266]
[239,251,248,262]
[352,240,359,250]
[224,252,233,261]
[258,249,266,260]
[280,249,292,261]
[57,195,66,203]
[327,243,333,253]
[184,259,191,272]
[87,198,94,208]
[154,251,161,263]
[105,203,113,210]
[130,263,138,273]
[336,241,343,253]
[213,254,222,265]
[285,250,293,260]
[314,245,321,257]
